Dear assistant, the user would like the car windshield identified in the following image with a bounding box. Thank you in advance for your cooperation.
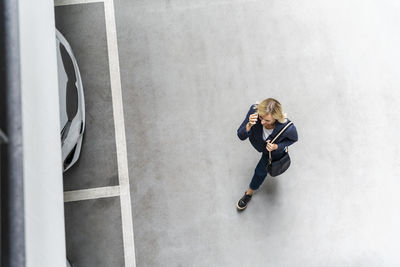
[59,42,78,121]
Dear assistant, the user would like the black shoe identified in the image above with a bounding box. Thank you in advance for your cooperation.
[236,192,252,210]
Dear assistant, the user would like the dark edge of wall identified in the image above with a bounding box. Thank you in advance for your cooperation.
[0,0,25,266]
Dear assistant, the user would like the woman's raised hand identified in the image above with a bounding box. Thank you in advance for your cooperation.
[248,112,258,125]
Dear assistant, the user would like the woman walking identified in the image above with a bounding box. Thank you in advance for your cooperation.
[236,98,298,211]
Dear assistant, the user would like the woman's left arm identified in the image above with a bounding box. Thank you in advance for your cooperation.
[276,124,298,153]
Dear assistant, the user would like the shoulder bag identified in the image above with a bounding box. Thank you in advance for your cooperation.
[267,121,293,177]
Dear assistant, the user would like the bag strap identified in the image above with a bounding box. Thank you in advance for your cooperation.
[271,121,293,144]
[268,121,293,165]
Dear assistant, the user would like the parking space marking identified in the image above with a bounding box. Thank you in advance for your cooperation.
[104,0,136,265]
[55,1,136,266]
[54,0,104,6]
[64,186,120,202]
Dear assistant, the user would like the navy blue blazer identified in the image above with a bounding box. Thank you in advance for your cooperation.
[237,104,298,159]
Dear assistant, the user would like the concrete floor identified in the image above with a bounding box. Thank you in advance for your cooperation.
[57,0,400,266]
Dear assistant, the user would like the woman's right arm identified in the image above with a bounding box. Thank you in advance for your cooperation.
[245,122,252,133]
[237,105,256,140]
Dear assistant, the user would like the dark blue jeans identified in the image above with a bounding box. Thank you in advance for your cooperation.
[249,152,269,190]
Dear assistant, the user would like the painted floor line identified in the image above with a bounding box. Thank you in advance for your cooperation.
[104,0,137,266]
[64,186,120,202]
[54,0,104,6]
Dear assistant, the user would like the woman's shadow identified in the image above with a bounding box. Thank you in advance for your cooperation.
[257,176,279,204]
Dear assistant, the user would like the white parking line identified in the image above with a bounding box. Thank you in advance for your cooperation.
[104,0,136,266]
[54,0,104,6]
[64,186,120,202]
[55,0,137,266]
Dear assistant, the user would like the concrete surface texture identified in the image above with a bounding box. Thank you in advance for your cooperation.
[55,0,400,266]
[64,198,125,267]
[115,0,400,266]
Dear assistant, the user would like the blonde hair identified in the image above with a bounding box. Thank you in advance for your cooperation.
[254,98,287,123]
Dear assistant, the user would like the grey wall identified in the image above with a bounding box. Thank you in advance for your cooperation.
[19,0,67,266]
